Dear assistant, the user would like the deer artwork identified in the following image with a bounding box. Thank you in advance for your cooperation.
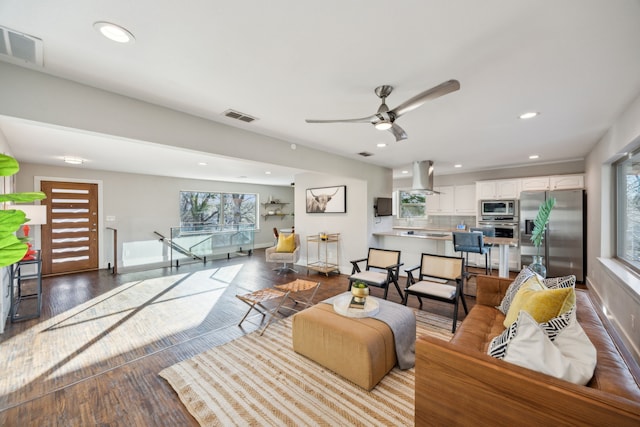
[307,187,340,213]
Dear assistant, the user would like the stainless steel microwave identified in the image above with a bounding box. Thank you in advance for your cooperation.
[479,199,518,217]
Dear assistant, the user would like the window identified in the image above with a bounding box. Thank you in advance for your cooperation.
[398,191,427,218]
[616,150,640,271]
[179,191,257,230]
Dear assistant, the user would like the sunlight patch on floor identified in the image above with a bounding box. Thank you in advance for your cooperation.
[0,266,245,398]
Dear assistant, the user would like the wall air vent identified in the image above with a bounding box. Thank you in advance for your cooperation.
[0,26,43,67]
[358,152,374,157]
[222,109,258,123]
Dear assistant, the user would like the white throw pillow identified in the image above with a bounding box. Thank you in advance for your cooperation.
[488,310,596,385]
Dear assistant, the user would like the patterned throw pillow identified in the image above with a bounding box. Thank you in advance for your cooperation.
[503,275,576,327]
[543,275,576,289]
[496,267,537,314]
[488,310,596,385]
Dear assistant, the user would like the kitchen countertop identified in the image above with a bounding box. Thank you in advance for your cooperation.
[374,230,452,240]
[375,229,518,246]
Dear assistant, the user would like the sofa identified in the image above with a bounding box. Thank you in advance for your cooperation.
[415,275,640,426]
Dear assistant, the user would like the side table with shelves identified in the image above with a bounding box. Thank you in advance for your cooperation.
[306,233,340,276]
[10,250,43,322]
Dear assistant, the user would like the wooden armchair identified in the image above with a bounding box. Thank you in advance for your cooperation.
[403,253,467,332]
[348,248,403,300]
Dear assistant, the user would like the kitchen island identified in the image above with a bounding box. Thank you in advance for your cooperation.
[373,228,517,278]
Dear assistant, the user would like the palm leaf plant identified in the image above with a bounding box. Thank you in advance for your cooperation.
[0,153,46,267]
[530,197,556,256]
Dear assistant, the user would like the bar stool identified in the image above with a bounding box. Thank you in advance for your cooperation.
[452,231,491,277]
[470,226,495,275]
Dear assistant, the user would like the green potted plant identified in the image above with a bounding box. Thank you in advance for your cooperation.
[529,197,556,277]
[0,153,46,267]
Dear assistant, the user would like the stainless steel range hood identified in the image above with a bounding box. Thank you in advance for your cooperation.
[411,160,437,193]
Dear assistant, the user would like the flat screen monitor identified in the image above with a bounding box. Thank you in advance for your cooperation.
[375,197,393,217]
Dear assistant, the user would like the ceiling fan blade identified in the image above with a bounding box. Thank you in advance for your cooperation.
[388,123,407,141]
[305,115,375,124]
[390,79,460,118]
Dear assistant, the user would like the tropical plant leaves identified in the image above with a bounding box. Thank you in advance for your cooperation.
[0,234,28,267]
[0,210,27,233]
[0,153,47,266]
[0,192,46,203]
[530,197,556,250]
[0,154,19,177]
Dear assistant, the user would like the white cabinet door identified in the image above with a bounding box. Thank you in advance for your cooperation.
[496,180,519,198]
[476,180,520,199]
[427,186,454,214]
[454,184,476,214]
[521,177,550,192]
[477,181,497,199]
[550,174,584,190]
[426,191,440,214]
[438,186,454,214]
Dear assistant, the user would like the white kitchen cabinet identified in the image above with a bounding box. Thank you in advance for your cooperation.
[521,176,550,192]
[427,185,454,214]
[550,174,584,190]
[476,179,520,200]
[454,184,476,214]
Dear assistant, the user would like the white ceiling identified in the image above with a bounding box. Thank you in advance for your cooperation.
[1,0,640,185]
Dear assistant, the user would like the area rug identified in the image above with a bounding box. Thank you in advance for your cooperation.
[159,310,457,426]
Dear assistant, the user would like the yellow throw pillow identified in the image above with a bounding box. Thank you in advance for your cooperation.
[504,275,576,327]
[276,233,295,253]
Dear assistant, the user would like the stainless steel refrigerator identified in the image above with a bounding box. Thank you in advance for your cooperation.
[519,189,586,282]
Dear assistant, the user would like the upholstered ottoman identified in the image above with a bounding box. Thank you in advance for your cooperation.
[291,303,397,390]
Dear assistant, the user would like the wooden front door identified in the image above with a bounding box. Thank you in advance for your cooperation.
[40,181,99,275]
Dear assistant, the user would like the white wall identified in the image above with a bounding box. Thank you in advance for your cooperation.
[585,90,640,362]
[295,168,393,275]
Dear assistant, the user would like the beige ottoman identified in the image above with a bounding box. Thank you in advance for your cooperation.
[291,303,396,390]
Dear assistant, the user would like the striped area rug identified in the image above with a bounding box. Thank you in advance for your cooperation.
[160,310,456,426]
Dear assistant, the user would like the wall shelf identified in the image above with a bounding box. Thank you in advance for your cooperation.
[262,202,290,220]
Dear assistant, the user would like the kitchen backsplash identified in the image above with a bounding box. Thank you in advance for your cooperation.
[394,215,476,229]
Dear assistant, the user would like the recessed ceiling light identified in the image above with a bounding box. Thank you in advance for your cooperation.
[519,111,539,120]
[377,143,387,148]
[94,21,135,43]
[64,157,83,165]
[265,171,272,175]
[197,162,207,166]
[401,170,409,174]
[529,154,540,160]
[454,164,462,168]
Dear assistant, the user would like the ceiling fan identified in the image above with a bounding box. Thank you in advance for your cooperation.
[305,79,460,142]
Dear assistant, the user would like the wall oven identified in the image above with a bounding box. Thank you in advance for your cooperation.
[478,220,519,241]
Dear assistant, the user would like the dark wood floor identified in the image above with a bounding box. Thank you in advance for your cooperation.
[0,250,490,426]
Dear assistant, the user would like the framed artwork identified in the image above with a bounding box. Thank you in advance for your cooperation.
[306,185,346,213]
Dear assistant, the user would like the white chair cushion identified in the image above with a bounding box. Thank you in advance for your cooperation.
[350,271,388,286]
[407,280,456,300]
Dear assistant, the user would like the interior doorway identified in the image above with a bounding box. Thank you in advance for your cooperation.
[40,181,99,275]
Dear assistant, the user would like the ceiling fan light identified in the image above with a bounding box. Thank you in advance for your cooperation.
[375,121,392,131]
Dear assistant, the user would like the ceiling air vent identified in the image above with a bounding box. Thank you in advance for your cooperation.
[0,26,43,67]
[358,152,374,157]
[222,109,258,123]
